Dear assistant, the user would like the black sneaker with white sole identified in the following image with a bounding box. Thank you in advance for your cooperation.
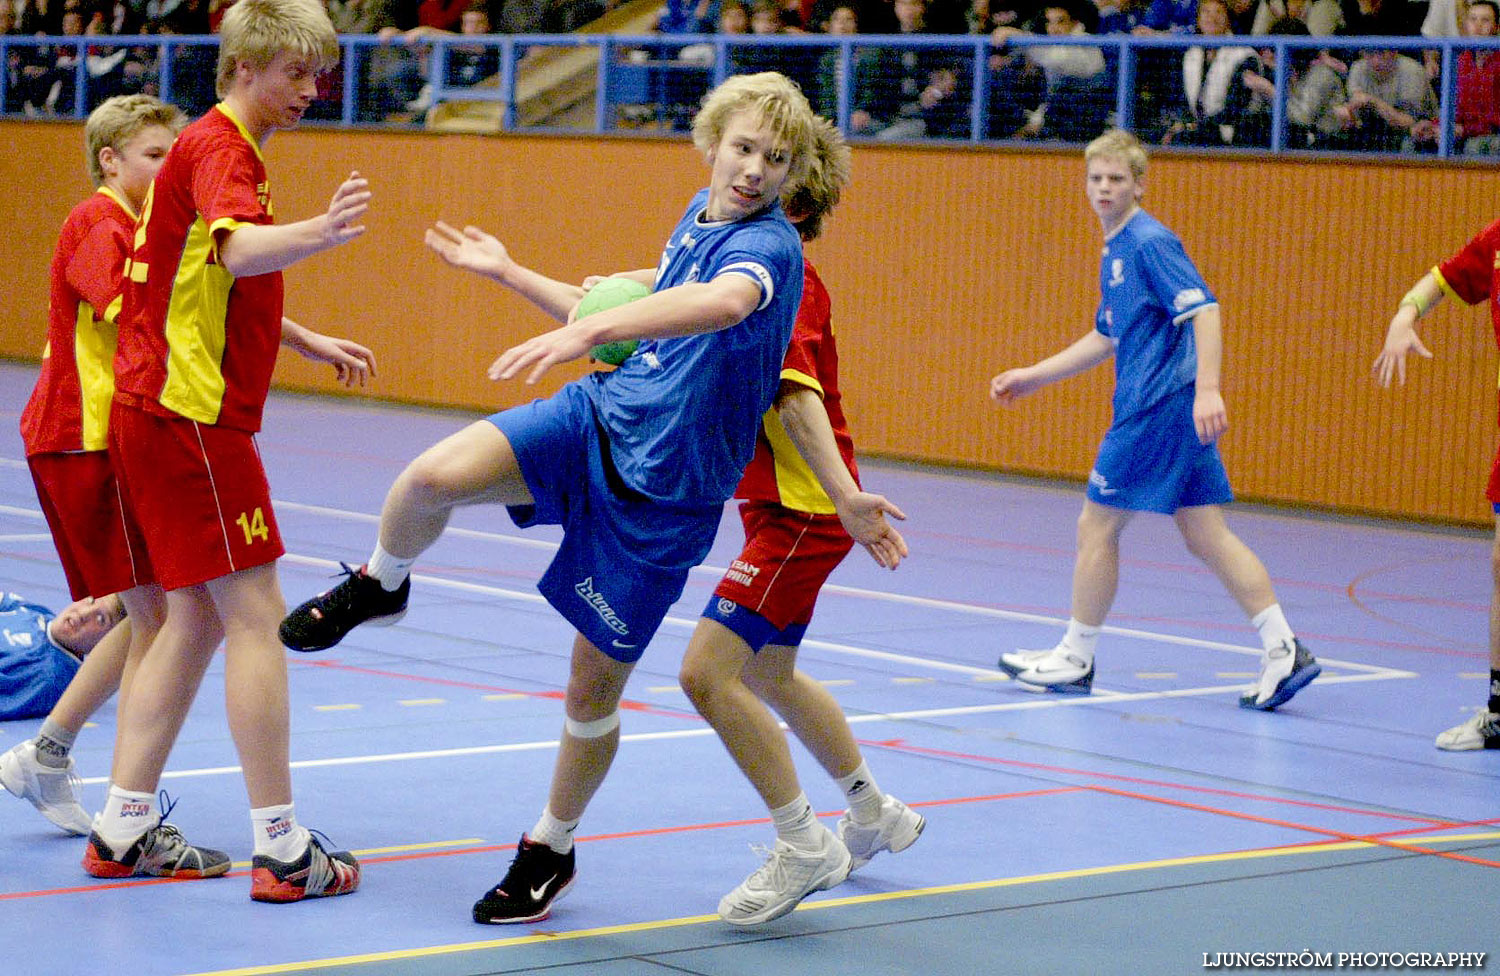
[279,563,409,652]
[472,835,576,924]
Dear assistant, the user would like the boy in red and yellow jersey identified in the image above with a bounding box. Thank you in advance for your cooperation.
[1377,217,1500,752]
[677,117,924,927]
[91,0,374,901]
[4,96,184,840]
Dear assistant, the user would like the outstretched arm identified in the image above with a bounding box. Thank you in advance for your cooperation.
[490,273,762,384]
[777,384,908,570]
[989,328,1114,404]
[424,220,585,322]
[279,317,377,388]
[218,172,370,277]
[1374,271,1441,387]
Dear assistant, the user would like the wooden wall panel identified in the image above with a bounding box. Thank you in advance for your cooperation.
[2,123,1495,524]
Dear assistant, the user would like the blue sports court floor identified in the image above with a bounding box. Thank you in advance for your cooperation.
[0,361,1495,975]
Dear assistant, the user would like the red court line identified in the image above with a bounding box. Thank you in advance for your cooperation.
[864,739,1461,828]
[0,788,1082,902]
[299,659,702,720]
[1254,816,1500,852]
[1088,784,1500,869]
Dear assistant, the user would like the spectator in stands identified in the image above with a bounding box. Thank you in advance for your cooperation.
[657,0,715,32]
[19,0,64,35]
[1135,0,1195,33]
[735,0,787,73]
[1159,0,1258,146]
[1249,0,1343,35]
[852,0,969,139]
[399,0,499,113]
[1224,0,1255,32]
[1339,0,1414,36]
[992,1,1108,141]
[15,0,85,115]
[1241,16,1348,148]
[1093,0,1149,33]
[814,3,877,118]
[83,1,156,107]
[146,3,217,117]
[1340,46,1438,152]
[1455,0,1500,153]
[811,0,896,33]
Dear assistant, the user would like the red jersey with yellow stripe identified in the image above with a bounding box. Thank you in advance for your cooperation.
[1434,216,1500,356]
[114,104,283,432]
[21,188,137,456]
[734,260,859,513]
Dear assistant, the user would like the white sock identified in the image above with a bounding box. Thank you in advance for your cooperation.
[770,793,823,850]
[96,786,157,847]
[836,761,885,825]
[1251,604,1295,654]
[252,802,312,862]
[366,542,414,592]
[1060,618,1100,660]
[529,807,579,854]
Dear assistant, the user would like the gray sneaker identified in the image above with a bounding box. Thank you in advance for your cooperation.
[718,826,852,926]
[0,739,92,835]
[836,795,925,870]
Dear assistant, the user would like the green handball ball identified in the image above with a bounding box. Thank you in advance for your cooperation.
[577,277,650,366]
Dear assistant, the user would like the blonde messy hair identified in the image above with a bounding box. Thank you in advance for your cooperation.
[781,115,850,243]
[84,94,186,187]
[1084,128,1148,180]
[691,71,817,194]
[216,0,339,99]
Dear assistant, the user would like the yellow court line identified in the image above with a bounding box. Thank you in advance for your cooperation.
[182,831,1500,976]
[398,698,447,707]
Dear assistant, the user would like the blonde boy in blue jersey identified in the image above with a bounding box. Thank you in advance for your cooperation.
[989,129,1320,711]
[280,72,820,924]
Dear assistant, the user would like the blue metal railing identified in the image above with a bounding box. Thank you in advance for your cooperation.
[4,31,1497,158]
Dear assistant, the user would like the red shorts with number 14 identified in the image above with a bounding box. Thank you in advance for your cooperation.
[108,397,284,591]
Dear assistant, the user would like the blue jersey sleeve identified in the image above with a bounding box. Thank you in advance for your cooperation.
[705,222,801,315]
[1136,234,1216,326]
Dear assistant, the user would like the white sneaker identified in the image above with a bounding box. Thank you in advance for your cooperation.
[998,646,1094,694]
[1436,710,1500,751]
[837,795,925,870]
[1239,638,1321,711]
[718,826,852,926]
[0,739,93,835]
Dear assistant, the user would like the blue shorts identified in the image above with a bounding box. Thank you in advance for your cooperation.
[1086,387,1233,515]
[488,383,721,662]
[701,596,810,652]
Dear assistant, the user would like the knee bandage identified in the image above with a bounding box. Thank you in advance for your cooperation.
[565,711,620,739]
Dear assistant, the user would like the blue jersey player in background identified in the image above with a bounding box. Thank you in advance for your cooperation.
[988,129,1321,712]
[278,72,820,926]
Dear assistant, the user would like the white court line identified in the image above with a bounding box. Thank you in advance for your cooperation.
[0,475,1418,785]
[0,533,55,543]
[3,493,1416,681]
[67,666,1408,787]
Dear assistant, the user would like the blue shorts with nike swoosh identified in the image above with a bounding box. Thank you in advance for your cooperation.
[489,383,721,663]
[1086,385,1233,515]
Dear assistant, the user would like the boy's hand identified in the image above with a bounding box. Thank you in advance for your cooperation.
[1193,389,1227,444]
[323,171,370,247]
[837,492,909,570]
[989,367,1040,404]
[300,334,377,387]
[425,221,513,281]
[1373,310,1432,387]
[489,326,594,384]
